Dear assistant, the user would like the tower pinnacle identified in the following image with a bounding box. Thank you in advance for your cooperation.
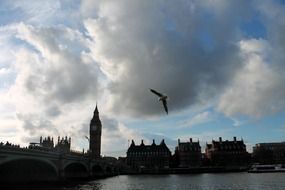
[94,104,99,114]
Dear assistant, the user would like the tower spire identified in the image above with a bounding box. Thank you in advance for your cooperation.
[91,103,100,122]
[90,103,102,159]
[94,103,99,114]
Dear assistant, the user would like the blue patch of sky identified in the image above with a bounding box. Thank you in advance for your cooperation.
[163,19,176,32]
[278,0,285,5]
[231,110,285,146]
[196,11,216,51]
[240,13,267,39]
[0,71,16,89]
[126,108,220,140]
[126,114,181,132]
[11,36,43,59]
[0,2,27,25]
[0,0,85,32]
[197,30,215,51]
[180,113,233,137]
[56,0,86,32]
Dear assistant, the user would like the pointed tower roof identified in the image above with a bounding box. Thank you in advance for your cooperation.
[94,103,99,114]
[91,103,101,124]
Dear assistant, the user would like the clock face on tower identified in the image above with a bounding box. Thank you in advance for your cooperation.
[91,124,97,131]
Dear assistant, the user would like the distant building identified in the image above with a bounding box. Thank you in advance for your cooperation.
[205,137,249,166]
[253,142,285,164]
[27,105,102,158]
[29,136,71,153]
[89,105,102,159]
[54,136,71,153]
[40,136,54,149]
[174,138,202,167]
[126,139,171,171]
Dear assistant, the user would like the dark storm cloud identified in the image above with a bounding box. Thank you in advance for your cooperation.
[85,0,251,117]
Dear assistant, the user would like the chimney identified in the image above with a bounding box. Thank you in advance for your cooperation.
[152,139,155,145]
[141,139,144,146]
[233,136,237,142]
[178,138,180,144]
[219,137,222,142]
[190,138,193,143]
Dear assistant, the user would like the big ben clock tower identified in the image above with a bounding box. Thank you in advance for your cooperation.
[89,105,102,159]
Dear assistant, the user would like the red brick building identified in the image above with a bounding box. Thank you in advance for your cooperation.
[205,137,249,166]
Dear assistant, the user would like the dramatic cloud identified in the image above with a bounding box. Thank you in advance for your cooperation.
[1,0,285,156]
[84,0,248,117]
[17,24,100,105]
[0,22,104,147]
[218,1,285,118]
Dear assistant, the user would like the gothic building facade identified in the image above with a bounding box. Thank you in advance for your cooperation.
[54,136,71,153]
[126,139,171,171]
[29,136,71,153]
[89,105,102,159]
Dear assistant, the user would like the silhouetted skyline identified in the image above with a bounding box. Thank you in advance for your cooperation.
[1,1,285,157]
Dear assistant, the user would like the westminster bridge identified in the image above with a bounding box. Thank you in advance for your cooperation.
[0,144,120,182]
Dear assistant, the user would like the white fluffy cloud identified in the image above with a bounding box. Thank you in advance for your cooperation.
[218,39,285,118]
[180,111,214,128]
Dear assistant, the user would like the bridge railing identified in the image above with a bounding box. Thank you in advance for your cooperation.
[0,144,61,156]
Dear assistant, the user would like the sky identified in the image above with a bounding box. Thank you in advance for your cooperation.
[1,0,285,157]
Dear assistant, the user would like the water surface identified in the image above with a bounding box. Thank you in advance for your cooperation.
[63,173,285,190]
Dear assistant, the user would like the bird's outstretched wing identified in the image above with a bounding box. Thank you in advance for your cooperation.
[150,88,163,97]
[162,99,168,114]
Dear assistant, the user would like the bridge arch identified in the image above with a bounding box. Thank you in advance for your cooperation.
[0,158,58,182]
[63,162,89,179]
[92,164,104,178]
[105,166,113,175]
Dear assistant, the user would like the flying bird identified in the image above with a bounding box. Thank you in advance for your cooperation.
[150,88,168,114]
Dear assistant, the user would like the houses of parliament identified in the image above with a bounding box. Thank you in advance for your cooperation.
[22,105,102,160]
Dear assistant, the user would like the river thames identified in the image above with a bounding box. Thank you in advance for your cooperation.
[19,172,285,190]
